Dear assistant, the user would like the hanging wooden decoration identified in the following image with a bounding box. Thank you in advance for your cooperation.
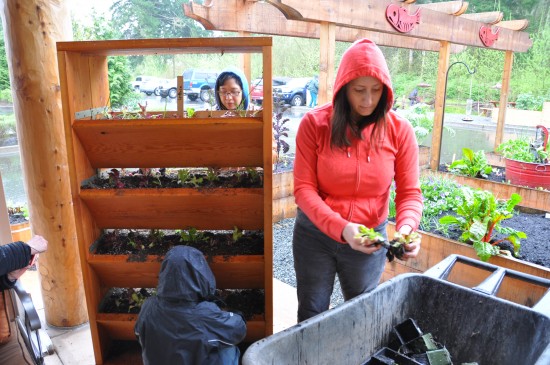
[479,25,500,47]
[386,4,421,33]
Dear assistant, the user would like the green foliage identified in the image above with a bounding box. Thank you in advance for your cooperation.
[515,93,545,111]
[0,27,9,90]
[179,227,205,243]
[402,104,434,144]
[177,169,203,187]
[0,113,16,139]
[448,148,493,178]
[497,137,548,163]
[439,188,525,261]
[401,104,454,145]
[108,56,140,108]
[0,89,12,103]
[232,226,243,243]
[354,226,384,243]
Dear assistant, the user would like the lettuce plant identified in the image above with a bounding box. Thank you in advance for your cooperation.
[448,148,493,178]
[439,187,526,261]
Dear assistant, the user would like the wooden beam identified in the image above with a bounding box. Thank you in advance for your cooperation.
[460,11,503,24]
[318,22,335,105]
[495,51,514,150]
[238,31,253,85]
[418,1,469,16]
[263,0,532,52]
[430,41,451,171]
[496,20,529,31]
[183,1,467,53]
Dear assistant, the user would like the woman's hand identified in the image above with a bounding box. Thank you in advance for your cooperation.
[397,225,421,260]
[27,235,48,255]
[342,223,383,254]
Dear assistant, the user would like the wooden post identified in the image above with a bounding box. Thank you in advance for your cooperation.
[319,21,335,105]
[239,31,252,87]
[0,0,87,326]
[430,41,451,171]
[495,51,514,150]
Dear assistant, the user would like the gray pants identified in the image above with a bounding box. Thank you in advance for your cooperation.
[292,209,388,322]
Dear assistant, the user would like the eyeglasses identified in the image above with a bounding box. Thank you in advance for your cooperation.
[218,91,242,98]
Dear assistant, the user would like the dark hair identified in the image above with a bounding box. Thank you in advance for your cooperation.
[215,72,244,110]
[330,84,389,150]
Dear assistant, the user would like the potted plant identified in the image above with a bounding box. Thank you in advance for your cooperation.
[496,129,550,189]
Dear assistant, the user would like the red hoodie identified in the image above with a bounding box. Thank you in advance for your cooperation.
[293,39,423,242]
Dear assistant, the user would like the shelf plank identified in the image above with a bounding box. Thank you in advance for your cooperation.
[73,118,264,168]
[80,188,264,230]
[57,36,272,56]
[97,314,266,342]
[89,255,265,288]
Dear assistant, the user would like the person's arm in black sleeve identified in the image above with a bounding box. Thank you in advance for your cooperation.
[0,241,32,289]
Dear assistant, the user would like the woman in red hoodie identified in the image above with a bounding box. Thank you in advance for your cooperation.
[292,39,423,322]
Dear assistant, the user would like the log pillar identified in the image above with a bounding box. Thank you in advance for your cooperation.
[0,0,87,326]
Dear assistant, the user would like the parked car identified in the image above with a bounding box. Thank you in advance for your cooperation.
[250,77,290,105]
[273,77,311,106]
[139,77,167,96]
[159,69,219,101]
[158,78,179,99]
[183,69,218,102]
[132,75,156,91]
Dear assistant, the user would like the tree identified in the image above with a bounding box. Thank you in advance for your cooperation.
[0,27,10,90]
[73,12,138,108]
[111,0,210,39]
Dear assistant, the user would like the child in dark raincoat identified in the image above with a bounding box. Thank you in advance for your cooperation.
[135,246,247,365]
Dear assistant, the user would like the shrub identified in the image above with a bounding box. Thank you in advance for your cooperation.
[0,89,12,103]
[515,93,545,111]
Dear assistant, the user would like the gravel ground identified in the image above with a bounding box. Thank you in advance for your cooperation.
[273,209,550,310]
[273,218,345,308]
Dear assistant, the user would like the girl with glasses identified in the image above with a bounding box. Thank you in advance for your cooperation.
[214,68,250,111]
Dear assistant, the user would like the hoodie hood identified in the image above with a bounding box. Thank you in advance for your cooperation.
[214,67,250,110]
[333,39,394,112]
[157,246,215,302]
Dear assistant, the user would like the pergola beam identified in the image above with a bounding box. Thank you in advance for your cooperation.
[496,20,530,31]
[264,0,532,52]
[460,11,503,24]
[183,1,466,53]
[417,1,469,16]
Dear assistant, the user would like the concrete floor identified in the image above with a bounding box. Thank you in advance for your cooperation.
[19,270,298,365]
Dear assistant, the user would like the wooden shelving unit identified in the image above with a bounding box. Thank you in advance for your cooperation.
[57,37,273,364]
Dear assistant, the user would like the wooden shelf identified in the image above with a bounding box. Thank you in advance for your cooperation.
[80,188,265,230]
[59,36,274,364]
[96,313,266,342]
[73,118,263,168]
[89,254,265,289]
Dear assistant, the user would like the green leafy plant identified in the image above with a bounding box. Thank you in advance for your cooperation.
[179,227,205,243]
[497,137,549,164]
[232,226,243,243]
[354,226,384,243]
[515,93,544,111]
[402,104,455,145]
[448,148,493,178]
[186,107,195,117]
[177,169,203,188]
[205,167,220,184]
[438,188,526,261]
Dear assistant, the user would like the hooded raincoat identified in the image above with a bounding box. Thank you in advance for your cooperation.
[135,246,246,365]
[293,39,423,242]
[214,67,250,111]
